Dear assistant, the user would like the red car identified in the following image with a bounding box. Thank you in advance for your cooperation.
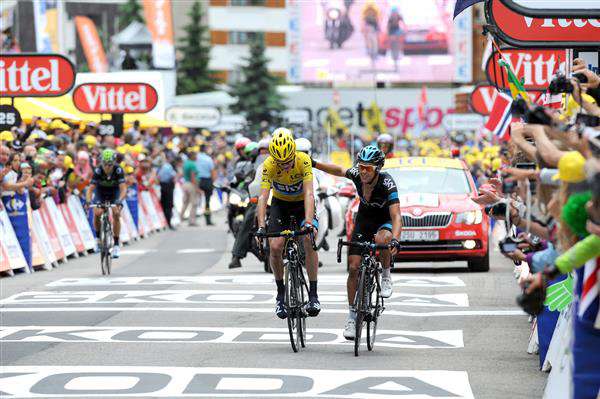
[345,157,490,272]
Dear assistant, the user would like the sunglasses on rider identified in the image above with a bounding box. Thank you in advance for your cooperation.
[358,163,376,172]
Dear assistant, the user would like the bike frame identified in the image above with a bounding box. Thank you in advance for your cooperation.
[91,201,117,275]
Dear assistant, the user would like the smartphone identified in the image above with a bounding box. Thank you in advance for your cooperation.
[501,242,518,253]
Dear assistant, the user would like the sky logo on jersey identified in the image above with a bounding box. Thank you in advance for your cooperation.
[273,181,303,196]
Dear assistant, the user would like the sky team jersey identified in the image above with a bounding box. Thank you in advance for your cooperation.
[345,167,399,214]
[261,152,313,202]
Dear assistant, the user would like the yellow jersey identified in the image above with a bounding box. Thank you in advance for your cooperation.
[260,152,313,202]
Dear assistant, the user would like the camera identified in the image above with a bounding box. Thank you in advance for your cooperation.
[510,98,553,125]
[549,74,574,95]
[516,283,545,316]
[501,173,517,194]
[499,236,522,254]
[575,113,600,128]
[515,162,537,194]
[485,201,507,217]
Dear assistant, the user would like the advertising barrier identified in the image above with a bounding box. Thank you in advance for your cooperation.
[38,199,66,262]
[122,202,139,241]
[2,192,32,270]
[43,197,76,258]
[67,195,96,251]
[31,209,56,269]
[59,203,86,254]
[141,191,162,231]
[0,208,28,272]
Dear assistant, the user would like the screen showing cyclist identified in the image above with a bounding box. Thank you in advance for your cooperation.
[257,128,321,320]
[313,145,402,339]
[85,149,127,259]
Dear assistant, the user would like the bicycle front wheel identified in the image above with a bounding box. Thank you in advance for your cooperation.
[285,262,300,353]
[102,218,112,275]
[367,272,380,351]
[297,267,308,348]
[354,267,367,357]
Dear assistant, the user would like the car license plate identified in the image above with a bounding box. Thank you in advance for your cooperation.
[401,231,439,241]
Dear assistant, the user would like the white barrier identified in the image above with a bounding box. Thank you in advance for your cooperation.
[0,209,28,273]
[141,191,162,231]
[44,197,76,258]
[31,209,56,269]
[67,196,96,252]
[122,202,139,241]
[543,305,573,399]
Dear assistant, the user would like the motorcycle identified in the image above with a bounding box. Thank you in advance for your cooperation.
[222,161,255,235]
[336,181,357,237]
[313,172,344,252]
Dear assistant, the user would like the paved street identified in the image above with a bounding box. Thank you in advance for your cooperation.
[0,212,546,398]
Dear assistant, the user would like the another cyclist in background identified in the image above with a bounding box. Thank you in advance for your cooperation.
[257,128,321,319]
[312,145,402,339]
[85,149,127,258]
[362,0,380,33]
[361,0,380,59]
[376,133,395,159]
[387,5,405,70]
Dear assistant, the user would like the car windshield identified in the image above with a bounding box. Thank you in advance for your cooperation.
[386,167,472,195]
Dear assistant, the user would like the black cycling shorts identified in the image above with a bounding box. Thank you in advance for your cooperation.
[349,211,392,256]
[94,189,119,204]
[267,197,318,234]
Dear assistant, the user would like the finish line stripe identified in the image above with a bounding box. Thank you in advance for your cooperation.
[0,307,525,317]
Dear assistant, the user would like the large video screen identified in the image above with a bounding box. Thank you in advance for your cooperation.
[292,0,470,83]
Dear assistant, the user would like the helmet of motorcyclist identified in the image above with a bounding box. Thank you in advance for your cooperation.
[269,127,296,164]
[258,137,270,151]
[356,145,385,170]
[376,133,393,155]
[234,137,251,151]
[295,137,312,155]
[244,141,259,158]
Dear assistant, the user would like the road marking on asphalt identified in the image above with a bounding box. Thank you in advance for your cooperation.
[176,249,215,254]
[119,249,157,256]
[0,307,525,317]
[0,327,464,349]
[0,290,469,307]
[0,366,475,398]
[46,275,466,288]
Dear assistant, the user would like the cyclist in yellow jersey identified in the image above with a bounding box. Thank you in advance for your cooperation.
[257,128,321,319]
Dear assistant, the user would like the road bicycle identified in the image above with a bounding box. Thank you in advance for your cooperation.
[337,238,391,356]
[90,201,118,276]
[257,216,316,352]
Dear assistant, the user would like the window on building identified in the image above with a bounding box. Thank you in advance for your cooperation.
[229,31,264,45]
[230,0,265,6]
[227,69,244,84]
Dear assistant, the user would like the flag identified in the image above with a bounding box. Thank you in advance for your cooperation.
[484,91,512,141]
[75,16,108,73]
[498,59,530,104]
[454,0,484,19]
[415,85,427,137]
[578,258,600,329]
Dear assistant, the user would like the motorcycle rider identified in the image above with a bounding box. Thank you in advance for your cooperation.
[312,145,402,339]
[228,140,270,269]
[376,133,395,159]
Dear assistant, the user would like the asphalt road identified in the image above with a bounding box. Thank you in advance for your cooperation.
[0,211,547,398]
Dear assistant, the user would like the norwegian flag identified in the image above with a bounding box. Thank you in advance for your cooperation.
[484,91,513,141]
[578,257,600,329]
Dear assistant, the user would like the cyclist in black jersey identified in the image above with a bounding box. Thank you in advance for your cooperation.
[313,145,402,339]
[85,149,127,258]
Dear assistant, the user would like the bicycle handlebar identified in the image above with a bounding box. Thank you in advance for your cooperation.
[255,228,317,257]
[337,238,395,263]
[89,203,119,209]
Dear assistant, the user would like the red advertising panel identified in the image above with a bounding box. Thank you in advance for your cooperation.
[0,54,76,97]
[59,204,85,253]
[470,85,498,115]
[73,83,158,114]
[486,0,600,48]
[485,48,566,91]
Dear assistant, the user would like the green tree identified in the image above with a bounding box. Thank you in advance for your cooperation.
[119,0,145,30]
[230,38,285,136]
[176,1,214,94]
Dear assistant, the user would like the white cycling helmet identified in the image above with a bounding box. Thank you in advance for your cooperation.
[295,137,312,155]
[376,133,393,144]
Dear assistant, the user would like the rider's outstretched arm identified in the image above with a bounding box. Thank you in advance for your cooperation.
[257,187,269,229]
[313,160,348,177]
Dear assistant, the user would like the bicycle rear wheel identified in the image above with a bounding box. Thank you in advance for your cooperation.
[285,261,300,353]
[354,267,367,357]
[367,272,380,351]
